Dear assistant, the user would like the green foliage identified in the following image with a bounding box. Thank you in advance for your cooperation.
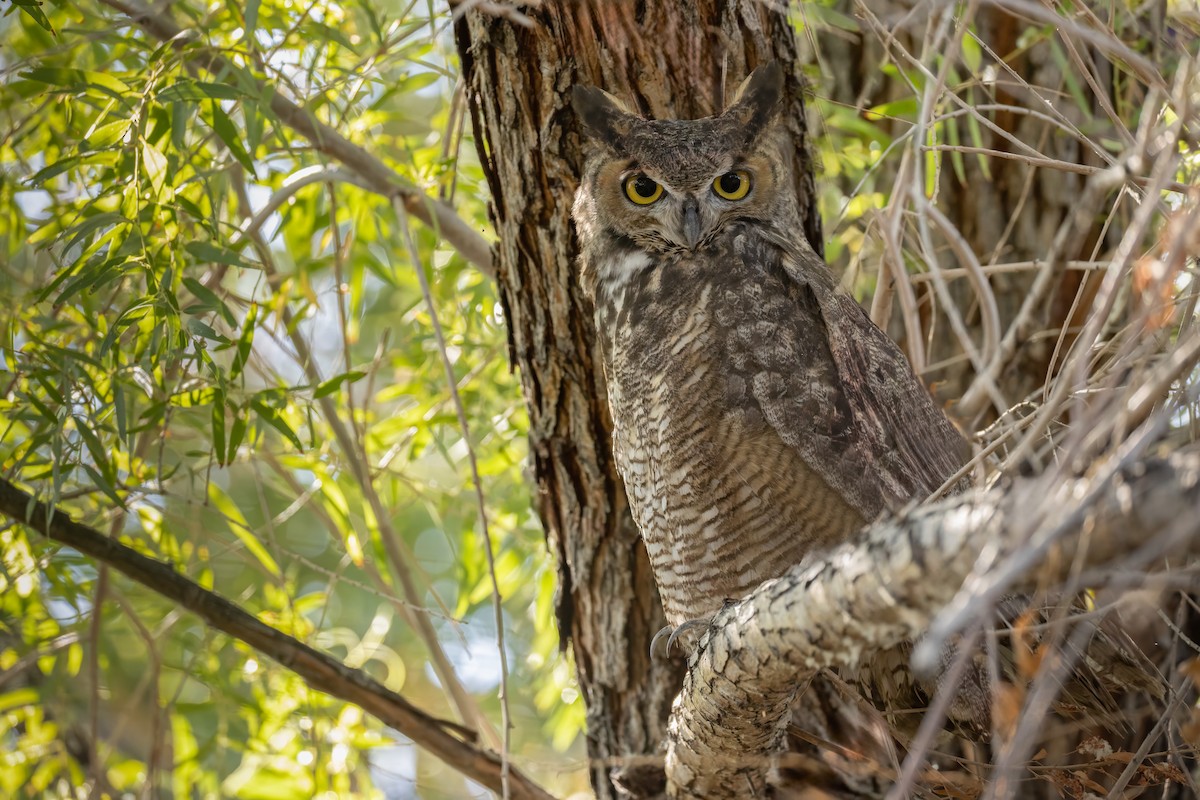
[0,1,584,797]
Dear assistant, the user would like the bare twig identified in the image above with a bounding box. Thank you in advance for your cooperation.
[395,196,513,798]
[980,0,1167,91]
[925,145,1193,194]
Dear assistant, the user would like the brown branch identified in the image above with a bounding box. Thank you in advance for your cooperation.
[664,452,1200,798]
[0,477,556,800]
[94,0,495,278]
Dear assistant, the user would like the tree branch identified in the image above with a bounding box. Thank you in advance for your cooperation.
[0,477,556,800]
[95,0,495,278]
[665,452,1200,798]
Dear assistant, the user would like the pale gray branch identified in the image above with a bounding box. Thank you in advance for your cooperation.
[665,452,1200,798]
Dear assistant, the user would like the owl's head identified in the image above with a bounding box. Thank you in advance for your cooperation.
[572,62,793,292]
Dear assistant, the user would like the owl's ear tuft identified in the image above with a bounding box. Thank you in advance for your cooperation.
[573,85,636,148]
[724,61,784,133]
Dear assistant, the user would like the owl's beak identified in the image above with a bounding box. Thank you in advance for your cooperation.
[682,199,702,249]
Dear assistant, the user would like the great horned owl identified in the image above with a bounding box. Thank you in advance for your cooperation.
[572,63,969,630]
[571,66,1168,756]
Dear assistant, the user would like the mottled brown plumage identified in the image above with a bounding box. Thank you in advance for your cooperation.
[571,65,1168,756]
[572,63,968,629]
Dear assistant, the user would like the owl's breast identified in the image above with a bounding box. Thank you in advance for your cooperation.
[594,254,864,626]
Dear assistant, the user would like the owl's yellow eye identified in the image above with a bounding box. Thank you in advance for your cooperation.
[712,171,751,200]
[624,173,664,205]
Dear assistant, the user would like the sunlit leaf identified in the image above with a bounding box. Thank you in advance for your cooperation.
[208,482,281,577]
[21,67,129,97]
[314,371,365,398]
[142,141,169,194]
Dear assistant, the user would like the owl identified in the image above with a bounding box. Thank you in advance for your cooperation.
[571,62,969,632]
[570,65,1168,754]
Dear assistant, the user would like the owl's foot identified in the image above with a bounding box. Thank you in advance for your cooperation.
[650,618,712,658]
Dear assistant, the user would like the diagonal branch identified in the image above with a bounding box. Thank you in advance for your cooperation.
[664,452,1200,798]
[0,476,556,800]
[94,0,495,278]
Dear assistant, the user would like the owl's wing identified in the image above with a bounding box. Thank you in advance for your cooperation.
[732,232,969,519]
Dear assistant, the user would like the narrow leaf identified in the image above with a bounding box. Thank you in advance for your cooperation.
[22,68,129,95]
[141,141,168,194]
[230,303,258,381]
[207,483,281,577]
[314,371,366,398]
[208,102,256,175]
[185,241,257,270]
[251,400,304,451]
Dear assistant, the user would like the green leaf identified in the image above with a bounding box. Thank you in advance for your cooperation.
[207,483,281,577]
[185,241,257,270]
[141,141,169,194]
[187,319,229,343]
[82,120,131,150]
[157,79,246,103]
[182,276,237,326]
[244,0,261,37]
[251,400,304,451]
[208,102,256,175]
[0,688,39,714]
[99,298,155,357]
[113,384,127,443]
[81,463,123,508]
[314,371,366,398]
[58,255,134,305]
[802,3,860,32]
[962,31,983,74]
[227,409,247,463]
[21,68,129,96]
[61,212,128,253]
[230,303,258,381]
[211,391,227,466]
[14,0,54,33]
[26,155,82,188]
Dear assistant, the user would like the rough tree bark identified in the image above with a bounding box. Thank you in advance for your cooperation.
[453,2,822,796]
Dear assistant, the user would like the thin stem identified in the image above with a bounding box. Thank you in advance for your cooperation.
[395,196,512,799]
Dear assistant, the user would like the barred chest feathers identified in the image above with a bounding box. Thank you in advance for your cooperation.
[591,251,864,627]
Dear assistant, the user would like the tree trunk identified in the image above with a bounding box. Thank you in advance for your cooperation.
[454,3,821,796]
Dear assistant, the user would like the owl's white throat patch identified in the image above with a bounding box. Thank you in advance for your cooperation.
[599,250,653,299]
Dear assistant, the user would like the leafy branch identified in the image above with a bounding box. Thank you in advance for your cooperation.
[95,0,496,277]
[0,476,556,800]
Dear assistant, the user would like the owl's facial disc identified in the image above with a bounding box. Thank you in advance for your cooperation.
[615,166,760,252]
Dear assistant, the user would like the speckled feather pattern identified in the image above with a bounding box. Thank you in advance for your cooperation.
[587,227,967,626]
[573,64,968,628]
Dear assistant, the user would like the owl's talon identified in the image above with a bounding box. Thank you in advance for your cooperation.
[650,625,674,658]
[650,618,712,657]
